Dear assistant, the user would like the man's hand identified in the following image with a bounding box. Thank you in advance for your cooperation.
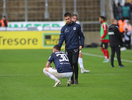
[79,46,82,50]
[100,38,103,41]
[46,61,51,68]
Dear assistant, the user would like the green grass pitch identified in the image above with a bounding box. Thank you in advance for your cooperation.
[0,47,132,100]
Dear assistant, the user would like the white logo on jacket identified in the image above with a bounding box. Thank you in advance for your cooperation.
[108,32,114,35]
[65,28,69,33]
[73,27,76,30]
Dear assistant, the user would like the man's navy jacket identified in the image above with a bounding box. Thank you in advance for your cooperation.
[58,21,85,51]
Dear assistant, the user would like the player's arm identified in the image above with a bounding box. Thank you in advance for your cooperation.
[46,61,51,68]
[115,26,123,44]
[46,53,54,68]
[100,24,108,40]
[58,27,65,47]
[78,25,85,49]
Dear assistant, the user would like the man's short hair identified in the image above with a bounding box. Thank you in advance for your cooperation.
[64,12,71,17]
[3,16,6,18]
[112,19,117,23]
[72,14,77,17]
[121,17,125,21]
[53,45,61,51]
[99,16,105,20]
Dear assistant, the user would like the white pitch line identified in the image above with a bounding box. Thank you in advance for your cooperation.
[0,73,130,77]
[79,73,130,75]
[0,74,43,77]
[82,52,132,63]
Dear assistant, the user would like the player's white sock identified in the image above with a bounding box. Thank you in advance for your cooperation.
[78,57,84,69]
[43,69,60,82]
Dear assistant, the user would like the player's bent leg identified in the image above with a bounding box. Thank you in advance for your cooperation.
[43,68,61,87]
[56,72,73,86]
[56,72,73,78]
[44,67,73,87]
[67,77,71,86]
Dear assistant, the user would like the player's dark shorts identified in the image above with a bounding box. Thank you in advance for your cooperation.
[100,42,108,49]
[66,48,79,64]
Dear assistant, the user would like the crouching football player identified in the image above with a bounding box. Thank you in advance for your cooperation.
[43,45,73,87]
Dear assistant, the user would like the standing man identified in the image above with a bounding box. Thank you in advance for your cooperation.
[43,45,73,87]
[72,14,90,73]
[108,19,125,67]
[0,16,8,27]
[58,12,85,84]
[99,16,109,63]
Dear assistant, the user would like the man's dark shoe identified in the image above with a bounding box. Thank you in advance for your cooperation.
[74,79,78,84]
[119,65,125,67]
[71,80,74,84]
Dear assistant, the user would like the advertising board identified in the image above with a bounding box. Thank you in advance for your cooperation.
[0,31,64,49]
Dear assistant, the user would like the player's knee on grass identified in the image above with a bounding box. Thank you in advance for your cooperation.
[43,68,48,76]
[43,68,49,72]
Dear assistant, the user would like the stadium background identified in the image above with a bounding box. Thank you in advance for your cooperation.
[0,0,131,49]
[0,0,117,49]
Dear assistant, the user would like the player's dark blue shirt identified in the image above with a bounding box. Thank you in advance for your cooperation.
[48,51,73,73]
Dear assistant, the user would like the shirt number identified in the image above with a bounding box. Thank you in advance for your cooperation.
[56,54,69,62]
